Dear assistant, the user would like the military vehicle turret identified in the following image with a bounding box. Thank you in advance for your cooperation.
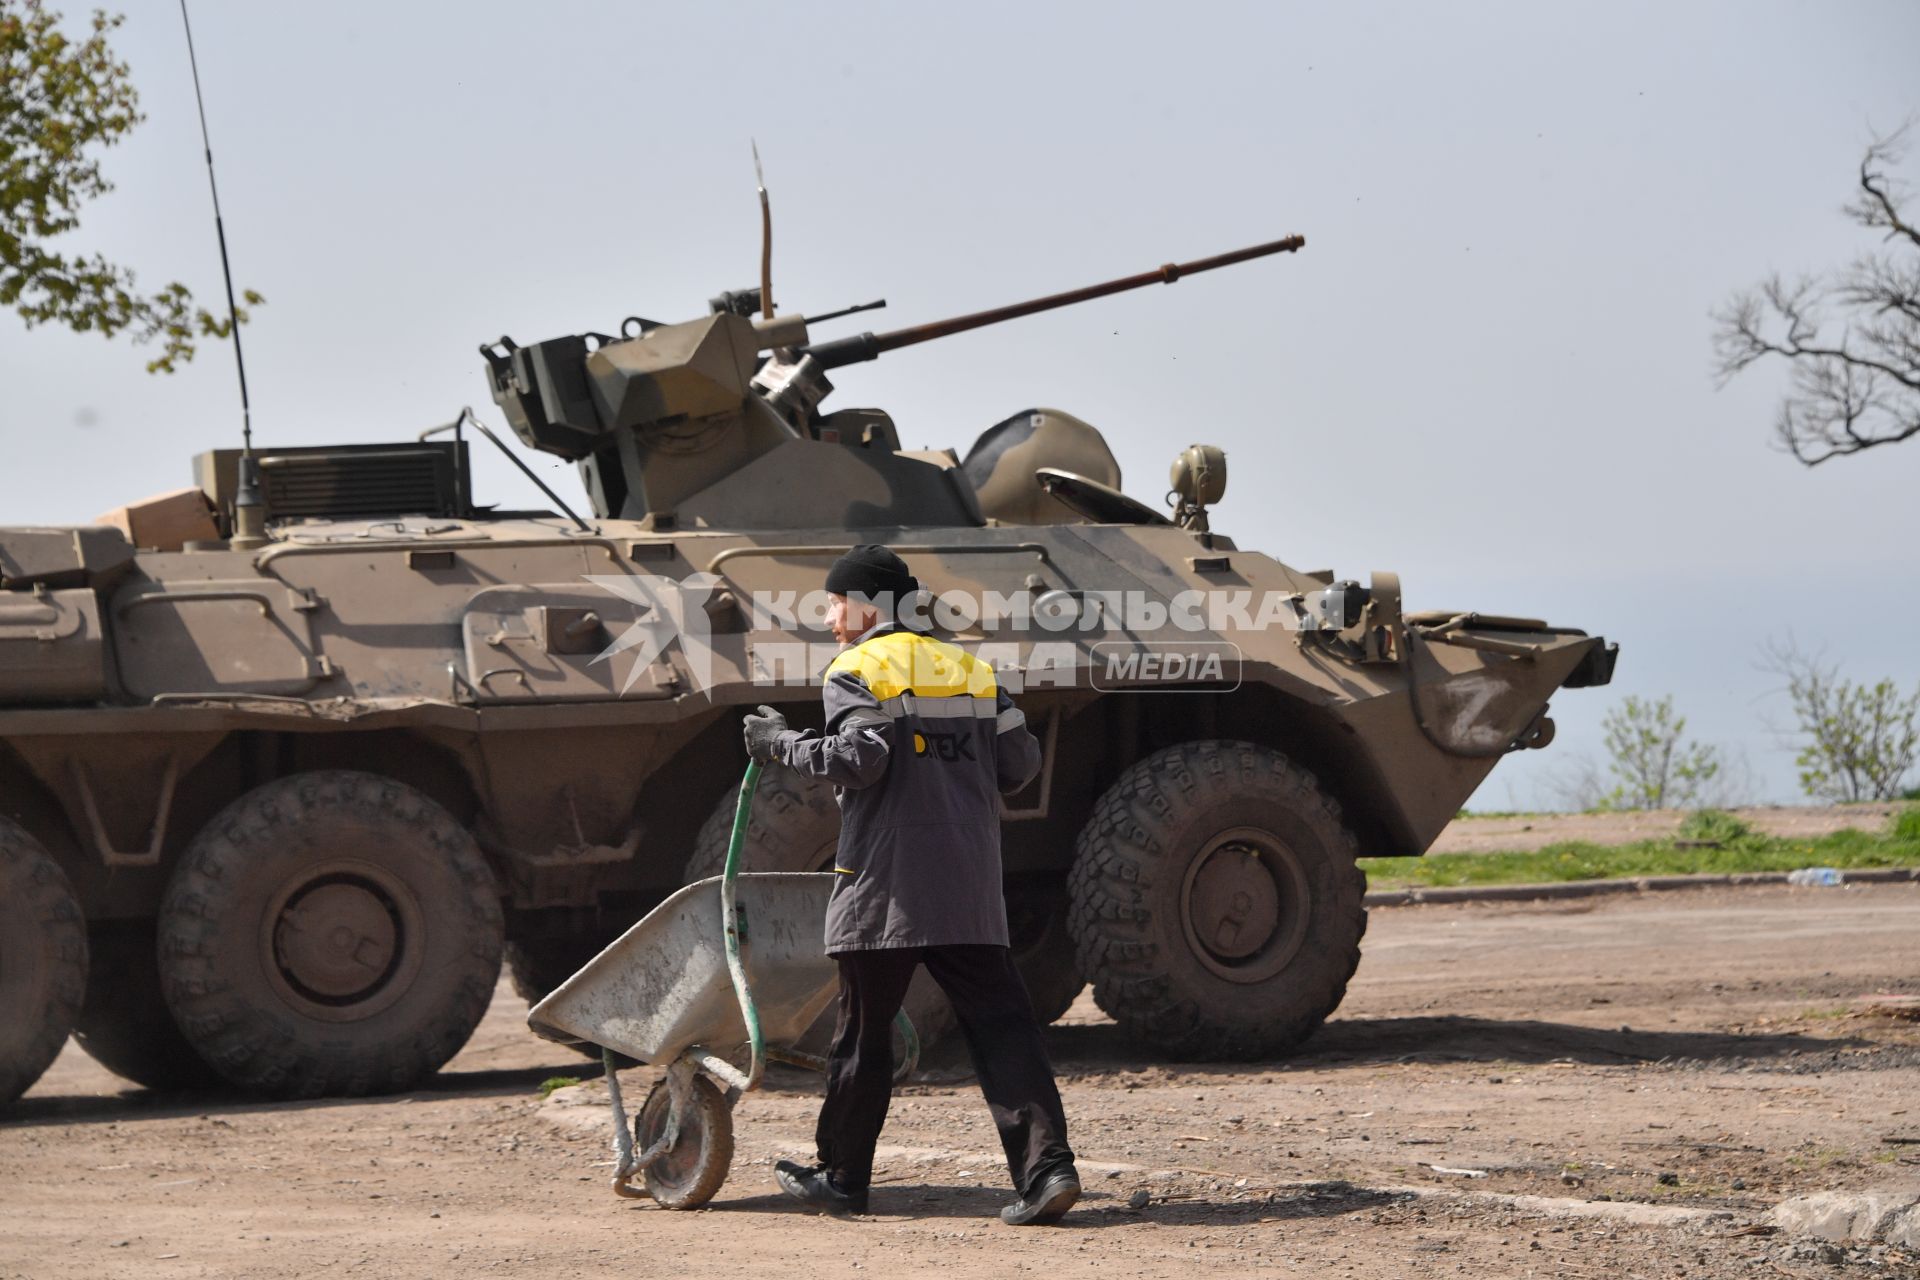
[0,233,1614,1103]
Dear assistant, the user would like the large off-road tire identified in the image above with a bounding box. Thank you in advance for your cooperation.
[1008,893,1085,1026]
[1067,740,1366,1060]
[158,771,504,1099]
[635,1074,734,1208]
[685,768,957,1054]
[0,818,87,1107]
[505,933,621,1007]
[506,933,639,1068]
[72,922,223,1091]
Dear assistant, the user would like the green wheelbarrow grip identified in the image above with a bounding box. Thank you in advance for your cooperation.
[720,762,768,1090]
[722,762,919,1086]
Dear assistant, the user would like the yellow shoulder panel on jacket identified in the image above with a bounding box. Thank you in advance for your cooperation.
[826,631,997,700]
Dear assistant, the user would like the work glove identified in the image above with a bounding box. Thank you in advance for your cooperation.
[743,704,789,765]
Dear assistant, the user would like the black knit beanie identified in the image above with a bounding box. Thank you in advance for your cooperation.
[825,544,919,602]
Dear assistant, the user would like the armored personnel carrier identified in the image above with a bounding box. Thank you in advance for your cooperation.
[0,234,1614,1103]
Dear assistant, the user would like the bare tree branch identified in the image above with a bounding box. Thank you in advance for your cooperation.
[1846,120,1920,251]
[1714,122,1920,464]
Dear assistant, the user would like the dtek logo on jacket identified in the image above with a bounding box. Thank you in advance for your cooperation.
[914,730,977,762]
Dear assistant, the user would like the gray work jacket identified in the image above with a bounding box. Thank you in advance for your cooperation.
[774,624,1042,953]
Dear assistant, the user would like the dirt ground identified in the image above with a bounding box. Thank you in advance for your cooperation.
[1430,803,1903,854]
[6,882,1919,1279]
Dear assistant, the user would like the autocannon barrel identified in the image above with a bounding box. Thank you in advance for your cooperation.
[798,234,1306,370]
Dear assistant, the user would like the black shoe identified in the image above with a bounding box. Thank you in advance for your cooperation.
[1000,1167,1081,1225]
[774,1159,868,1215]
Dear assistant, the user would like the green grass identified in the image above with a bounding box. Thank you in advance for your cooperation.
[1360,808,1920,890]
[1675,808,1754,843]
[1794,1005,1855,1021]
[536,1075,581,1099]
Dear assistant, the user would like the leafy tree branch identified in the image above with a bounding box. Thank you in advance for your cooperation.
[1599,695,1723,811]
[0,0,260,373]
[1763,640,1920,803]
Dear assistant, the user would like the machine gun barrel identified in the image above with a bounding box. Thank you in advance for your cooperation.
[800,234,1304,370]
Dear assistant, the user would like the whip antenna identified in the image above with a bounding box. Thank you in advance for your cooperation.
[178,0,251,450]
[178,0,265,545]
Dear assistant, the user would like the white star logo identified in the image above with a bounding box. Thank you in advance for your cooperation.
[583,573,723,695]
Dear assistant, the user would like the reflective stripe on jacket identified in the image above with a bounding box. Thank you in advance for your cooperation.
[775,625,1042,952]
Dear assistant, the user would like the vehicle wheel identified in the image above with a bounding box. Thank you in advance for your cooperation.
[72,922,223,1091]
[158,770,504,1099]
[0,818,87,1107]
[685,769,957,1054]
[507,936,596,1007]
[507,933,638,1068]
[1067,740,1366,1060]
[1008,893,1084,1025]
[636,1073,734,1208]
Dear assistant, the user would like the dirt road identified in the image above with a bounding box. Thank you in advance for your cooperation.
[6,883,1917,1279]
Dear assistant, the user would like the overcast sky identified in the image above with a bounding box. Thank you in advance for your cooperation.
[5,0,1917,809]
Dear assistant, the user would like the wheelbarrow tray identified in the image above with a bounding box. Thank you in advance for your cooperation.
[527,872,840,1068]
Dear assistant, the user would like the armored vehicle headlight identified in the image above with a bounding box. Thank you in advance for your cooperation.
[1171,445,1228,507]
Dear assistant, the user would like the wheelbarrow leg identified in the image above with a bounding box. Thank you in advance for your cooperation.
[604,1048,739,1209]
[607,1049,688,1199]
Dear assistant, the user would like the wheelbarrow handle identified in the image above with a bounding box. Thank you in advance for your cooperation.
[725,762,921,1083]
[721,762,767,1092]
[604,761,766,1199]
[767,1009,920,1083]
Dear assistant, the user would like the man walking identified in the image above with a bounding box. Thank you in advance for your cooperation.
[742,544,1079,1225]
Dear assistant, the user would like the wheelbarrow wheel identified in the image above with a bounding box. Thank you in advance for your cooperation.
[636,1074,733,1209]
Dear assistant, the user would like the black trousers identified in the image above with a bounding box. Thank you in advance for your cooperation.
[815,944,1074,1199]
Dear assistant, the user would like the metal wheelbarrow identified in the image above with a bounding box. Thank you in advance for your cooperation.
[527,762,919,1208]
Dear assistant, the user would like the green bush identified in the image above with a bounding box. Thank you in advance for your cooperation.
[1892,806,1920,843]
[1765,644,1920,802]
[1599,695,1722,810]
